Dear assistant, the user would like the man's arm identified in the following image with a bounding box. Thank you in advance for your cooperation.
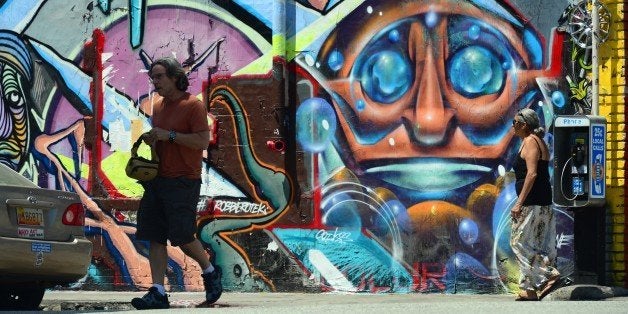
[147,127,209,150]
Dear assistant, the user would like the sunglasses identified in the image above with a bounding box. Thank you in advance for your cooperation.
[512,113,526,126]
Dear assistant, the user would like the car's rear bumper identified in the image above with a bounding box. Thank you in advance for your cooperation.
[0,236,92,285]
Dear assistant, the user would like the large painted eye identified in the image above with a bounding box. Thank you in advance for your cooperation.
[350,21,414,104]
[359,50,412,103]
[6,90,23,107]
[446,16,523,99]
[1,65,25,110]
[448,46,504,97]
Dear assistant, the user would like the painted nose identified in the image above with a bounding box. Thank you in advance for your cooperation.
[407,45,454,146]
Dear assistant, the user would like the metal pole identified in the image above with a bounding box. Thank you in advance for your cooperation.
[591,0,599,116]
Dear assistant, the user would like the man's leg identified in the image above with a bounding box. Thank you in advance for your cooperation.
[166,177,223,304]
[180,238,222,304]
[131,240,170,309]
[149,241,169,285]
[132,178,170,309]
[179,239,210,269]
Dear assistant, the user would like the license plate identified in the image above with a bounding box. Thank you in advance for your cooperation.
[17,207,45,226]
[18,227,44,239]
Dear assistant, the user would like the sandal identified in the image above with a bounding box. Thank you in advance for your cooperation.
[538,276,561,300]
[515,291,538,301]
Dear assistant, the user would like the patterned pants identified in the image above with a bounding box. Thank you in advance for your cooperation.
[510,204,560,291]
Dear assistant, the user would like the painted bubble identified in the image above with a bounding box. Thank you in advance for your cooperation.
[304,53,315,66]
[321,191,361,229]
[425,10,439,28]
[502,60,511,70]
[328,49,344,71]
[498,164,506,177]
[491,182,517,256]
[387,199,411,232]
[388,29,400,43]
[356,99,366,112]
[468,25,480,40]
[373,199,411,236]
[296,98,337,153]
[551,90,566,108]
[458,218,479,245]
[444,253,491,293]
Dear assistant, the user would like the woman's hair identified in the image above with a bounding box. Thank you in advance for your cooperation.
[518,108,545,137]
[149,57,189,91]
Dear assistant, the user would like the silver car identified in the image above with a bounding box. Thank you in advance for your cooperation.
[0,164,92,310]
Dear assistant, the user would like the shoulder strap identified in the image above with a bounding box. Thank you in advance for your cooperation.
[531,136,546,161]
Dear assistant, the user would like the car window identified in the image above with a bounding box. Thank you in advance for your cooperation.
[0,164,38,187]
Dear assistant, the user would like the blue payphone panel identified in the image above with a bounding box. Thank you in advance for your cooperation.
[590,124,605,200]
[553,116,606,207]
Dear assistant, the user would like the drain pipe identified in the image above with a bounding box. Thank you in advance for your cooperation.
[591,0,599,115]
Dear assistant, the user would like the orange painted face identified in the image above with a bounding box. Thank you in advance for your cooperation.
[311,0,547,199]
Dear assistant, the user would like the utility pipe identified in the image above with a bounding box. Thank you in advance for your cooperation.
[591,0,599,115]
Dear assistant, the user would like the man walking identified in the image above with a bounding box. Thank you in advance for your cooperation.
[131,57,222,309]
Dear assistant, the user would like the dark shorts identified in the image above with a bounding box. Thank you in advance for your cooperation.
[136,176,201,246]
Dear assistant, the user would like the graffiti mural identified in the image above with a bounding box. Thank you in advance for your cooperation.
[0,0,582,294]
[288,0,575,293]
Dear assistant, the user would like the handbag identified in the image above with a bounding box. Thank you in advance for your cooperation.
[125,134,159,181]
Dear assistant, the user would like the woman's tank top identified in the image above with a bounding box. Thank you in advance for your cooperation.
[513,137,553,206]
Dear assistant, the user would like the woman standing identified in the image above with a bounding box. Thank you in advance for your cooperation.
[510,108,560,301]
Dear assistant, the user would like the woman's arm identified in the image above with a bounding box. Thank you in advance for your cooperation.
[511,136,540,218]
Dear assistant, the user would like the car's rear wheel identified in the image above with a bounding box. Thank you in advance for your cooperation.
[0,286,46,310]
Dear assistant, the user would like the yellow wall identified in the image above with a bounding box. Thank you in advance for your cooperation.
[598,1,626,287]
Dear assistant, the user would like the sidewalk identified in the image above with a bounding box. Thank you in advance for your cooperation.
[40,285,628,313]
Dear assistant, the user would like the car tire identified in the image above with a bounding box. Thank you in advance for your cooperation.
[0,286,46,310]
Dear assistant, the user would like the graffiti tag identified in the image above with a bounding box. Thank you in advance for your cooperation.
[315,228,354,244]
[411,262,446,292]
[215,200,268,215]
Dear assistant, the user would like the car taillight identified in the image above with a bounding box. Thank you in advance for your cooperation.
[62,203,85,226]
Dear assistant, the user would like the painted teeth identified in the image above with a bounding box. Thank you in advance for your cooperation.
[365,162,492,190]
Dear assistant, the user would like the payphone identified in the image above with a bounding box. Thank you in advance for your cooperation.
[552,116,606,207]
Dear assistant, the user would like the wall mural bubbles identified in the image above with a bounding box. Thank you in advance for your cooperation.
[296,97,337,153]
[458,218,479,246]
[321,190,362,229]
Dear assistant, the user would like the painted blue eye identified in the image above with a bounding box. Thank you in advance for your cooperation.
[448,46,504,97]
[360,50,412,103]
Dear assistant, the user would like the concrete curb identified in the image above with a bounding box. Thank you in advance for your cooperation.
[544,285,628,301]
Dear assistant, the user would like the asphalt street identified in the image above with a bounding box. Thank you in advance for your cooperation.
[39,285,628,313]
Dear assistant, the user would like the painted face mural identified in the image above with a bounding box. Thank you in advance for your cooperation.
[292,0,572,292]
[311,1,547,205]
[0,31,32,171]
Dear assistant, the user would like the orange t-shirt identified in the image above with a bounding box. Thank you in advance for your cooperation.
[151,93,209,179]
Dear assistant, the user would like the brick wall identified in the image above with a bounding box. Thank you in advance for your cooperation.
[598,0,627,287]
